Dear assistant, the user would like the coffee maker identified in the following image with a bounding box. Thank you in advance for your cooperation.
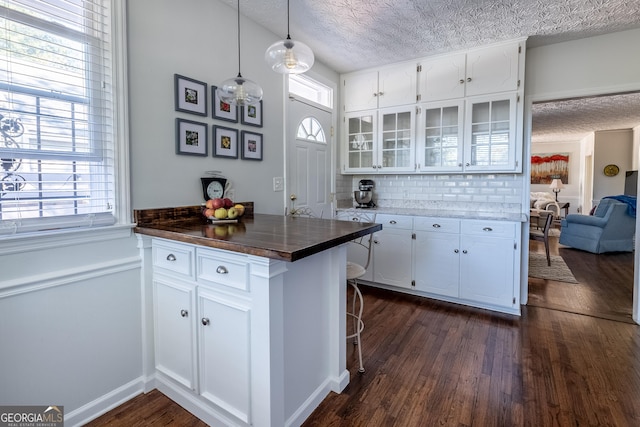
[354,179,376,208]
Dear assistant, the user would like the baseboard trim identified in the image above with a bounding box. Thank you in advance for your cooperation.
[65,377,145,427]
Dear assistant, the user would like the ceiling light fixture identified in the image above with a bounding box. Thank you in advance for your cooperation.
[264,0,314,74]
[217,0,263,106]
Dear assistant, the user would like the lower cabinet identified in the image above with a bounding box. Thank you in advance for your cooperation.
[342,212,521,314]
[151,239,252,425]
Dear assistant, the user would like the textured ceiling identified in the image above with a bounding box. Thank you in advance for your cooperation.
[222,0,640,142]
[532,93,640,143]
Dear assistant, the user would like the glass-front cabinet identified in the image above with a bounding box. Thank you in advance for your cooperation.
[464,93,517,172]
[416,100,464,172]
[343,106,415,173]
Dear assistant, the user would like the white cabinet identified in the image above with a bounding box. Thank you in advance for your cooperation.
[197,288,251,423]
[151,239,252,425]
[416,93,519,173]
[343,105,415,173]
[153,278,197,390]
[342,213,521,315]
[343,62,418,112]
[418,41,522,102]
[458,221,517,308]
[372,214,413,288]
[335,211,375,282]
[413,217,460,297]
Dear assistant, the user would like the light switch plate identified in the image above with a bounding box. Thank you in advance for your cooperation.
[273,177,284,192]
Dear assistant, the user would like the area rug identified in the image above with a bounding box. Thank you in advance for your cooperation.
[528,253,578,283]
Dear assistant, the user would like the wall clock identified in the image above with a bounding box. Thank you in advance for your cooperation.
[603,164,619,177]
[201,177,227,200]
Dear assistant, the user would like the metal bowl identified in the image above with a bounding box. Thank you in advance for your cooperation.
[354,190,372,205]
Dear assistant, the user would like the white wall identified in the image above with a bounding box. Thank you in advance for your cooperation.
[593,129,633,201]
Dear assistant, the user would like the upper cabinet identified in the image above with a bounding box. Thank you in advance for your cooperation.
[343,62,418,112]
[340,38,526,175]
[418,41,522,102]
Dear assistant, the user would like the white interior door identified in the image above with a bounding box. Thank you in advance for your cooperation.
[287,98,333,218]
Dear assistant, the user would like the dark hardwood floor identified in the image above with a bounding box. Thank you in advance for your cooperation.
[87,240,640,426]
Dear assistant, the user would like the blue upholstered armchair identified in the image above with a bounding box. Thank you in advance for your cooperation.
[559,198,636,254]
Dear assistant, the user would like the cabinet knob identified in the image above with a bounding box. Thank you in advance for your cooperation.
[373,240,379,244]
[378,91,384,96]
[373,92,378,97]
[482,227,493,232]
[432,224,441,228]
[166,254,177,261]
[180,309,188,317]
[465,162,470,166]
[459,79,465,84]
[454,249,459,253]
[462,250,468,254]
[216,265,228,274]
[467,77,472,82]
[201,318,210,326]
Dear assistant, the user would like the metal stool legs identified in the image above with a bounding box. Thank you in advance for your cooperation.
[346,279,365,373]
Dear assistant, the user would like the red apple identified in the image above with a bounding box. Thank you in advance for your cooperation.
[205,199,215,209]
[210,198,224,209]
[223,198,234,208]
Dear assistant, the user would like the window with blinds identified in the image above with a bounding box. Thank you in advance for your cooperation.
[0,0,115,235]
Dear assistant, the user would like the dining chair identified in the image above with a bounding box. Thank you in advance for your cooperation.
[285,206,323,218]
[341,210,376,373]
[530,211,554,266]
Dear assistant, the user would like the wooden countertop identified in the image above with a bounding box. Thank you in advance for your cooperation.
[134,205,381,262]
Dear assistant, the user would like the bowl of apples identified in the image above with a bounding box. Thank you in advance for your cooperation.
[202,197,245,223]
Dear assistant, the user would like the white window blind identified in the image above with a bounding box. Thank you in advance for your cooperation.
[0,0,115,235]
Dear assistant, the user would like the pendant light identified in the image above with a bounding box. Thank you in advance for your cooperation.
[217,0,263,106]
[264,0,314,74]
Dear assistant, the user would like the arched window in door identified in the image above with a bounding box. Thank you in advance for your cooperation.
[296,117,326,143]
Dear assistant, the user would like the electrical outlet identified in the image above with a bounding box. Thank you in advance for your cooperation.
[273,177,284,192]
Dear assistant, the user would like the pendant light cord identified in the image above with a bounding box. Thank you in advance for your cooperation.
[286,0,291,39]
[236,0,242,78]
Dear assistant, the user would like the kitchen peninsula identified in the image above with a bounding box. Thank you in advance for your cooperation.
[134,205,381,427]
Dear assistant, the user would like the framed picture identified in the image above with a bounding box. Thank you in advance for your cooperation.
[241,130,263,161]
[531,153,569,184]
[241,100,263,127]
[213,125,239,158]
[211,85,238,122]
[176,118,208,156]
[174,74,207,116]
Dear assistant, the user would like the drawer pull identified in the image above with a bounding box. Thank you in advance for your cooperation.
[201,318,210,326]
[180,309,188,318]
[462,250,468,254]
[166,254,177,262]
[351,217,359,222]
[432,223,441,228]
[482,227,493,232]
[389,220,397,225]
[454,249,459,253]
[216,265,229,274]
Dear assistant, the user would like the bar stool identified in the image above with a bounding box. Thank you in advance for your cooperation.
[343,210,376,373]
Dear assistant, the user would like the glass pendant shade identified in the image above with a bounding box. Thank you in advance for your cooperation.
[218,0,263,106]
[265,36,314,74]
[217,74,263,106]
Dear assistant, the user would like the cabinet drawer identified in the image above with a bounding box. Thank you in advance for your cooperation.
[153,239,195,278]
[375,214,413,229]
[414,217,460,233]
[197,248,250,292]
[461,220,515,238]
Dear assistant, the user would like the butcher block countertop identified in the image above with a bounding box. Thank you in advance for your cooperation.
[134,204,381,262]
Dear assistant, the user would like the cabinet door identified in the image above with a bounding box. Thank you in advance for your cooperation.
[465,42,520,97]
[416,100,464,172]
[413,231,460,297]
[154,279,197,390]
[464,93,517,172]
[372,218,413,288]
[378,63,418,108]
[198,289,251,424]
[343,70,378,112]
[459,235,515,308]
[344,111,377,173]
[378,106,415,172]
[418,53,466,102]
